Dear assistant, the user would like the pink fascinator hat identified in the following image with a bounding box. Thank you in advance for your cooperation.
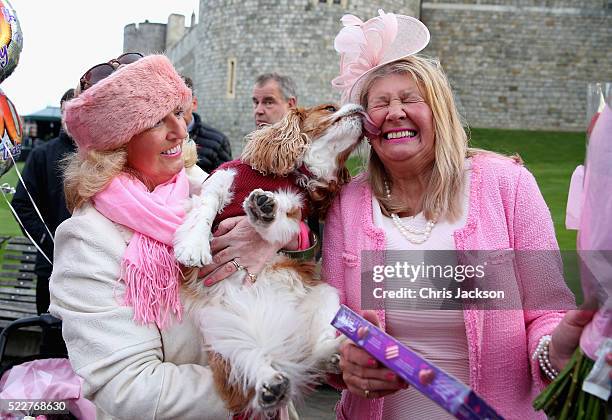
[63,54,191,154]
[332,9,430,104]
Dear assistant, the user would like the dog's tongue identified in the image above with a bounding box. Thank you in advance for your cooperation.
[358,111,381,136]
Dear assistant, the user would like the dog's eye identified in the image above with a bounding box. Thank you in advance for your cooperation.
[325,105,337,113]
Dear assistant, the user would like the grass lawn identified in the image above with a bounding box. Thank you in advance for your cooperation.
[0,162,24,236]
[0,162,24,271]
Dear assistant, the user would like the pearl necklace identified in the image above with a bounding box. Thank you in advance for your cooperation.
[384,180,438,245]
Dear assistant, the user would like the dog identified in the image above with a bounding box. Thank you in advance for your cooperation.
[174,103,363,418]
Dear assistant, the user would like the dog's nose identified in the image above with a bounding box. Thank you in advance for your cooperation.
[261,383,285,403]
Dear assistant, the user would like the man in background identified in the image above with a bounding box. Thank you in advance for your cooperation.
[12,89,75,315]
[183,76,231,173]
[252,73,297,128]
[251,73,323,258]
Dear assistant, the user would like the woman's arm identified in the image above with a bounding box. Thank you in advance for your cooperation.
[321,194,349,389]
[49,210,227,420]
[511,166,576,387]
[321,193,347,304]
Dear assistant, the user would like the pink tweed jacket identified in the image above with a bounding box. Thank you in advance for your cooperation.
[322,153,576,420]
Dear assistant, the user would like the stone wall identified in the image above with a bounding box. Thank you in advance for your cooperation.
[123,22,166,55]
[187,0,420,156]
[127,0,611,146]
[424,0,609,7]
[166,26,198,82]
[166,14,186,50]
[421,1,612,130]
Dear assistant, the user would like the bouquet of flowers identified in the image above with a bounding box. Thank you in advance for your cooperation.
[533,82,612,419]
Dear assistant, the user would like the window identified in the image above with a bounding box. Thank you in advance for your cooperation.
[226,58,236,99]
[24,121,37,138]
[313,0,347,6]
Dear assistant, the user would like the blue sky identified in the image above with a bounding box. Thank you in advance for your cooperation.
[1,0,199,116]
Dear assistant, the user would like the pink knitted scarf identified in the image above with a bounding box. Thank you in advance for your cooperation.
[93,169,189,329]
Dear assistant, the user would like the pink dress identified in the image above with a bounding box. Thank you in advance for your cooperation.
[373,161,471,420]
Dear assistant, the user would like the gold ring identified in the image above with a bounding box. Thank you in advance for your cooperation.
[364,389,370,398]
[231,259,244,271]
[245,268,257,284]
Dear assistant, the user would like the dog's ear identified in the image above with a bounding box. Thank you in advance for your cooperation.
[242,108,310,176]
[182,137,198,168]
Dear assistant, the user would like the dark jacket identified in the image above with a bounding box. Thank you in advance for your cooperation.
[11,130,74,280]
[189,112,232,173]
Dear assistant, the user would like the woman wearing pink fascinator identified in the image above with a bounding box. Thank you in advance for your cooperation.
[323,10,611,420]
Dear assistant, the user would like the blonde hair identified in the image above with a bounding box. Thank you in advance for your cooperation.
[63,148,127,212]
[64,137,196,212]
[359,55,476,222]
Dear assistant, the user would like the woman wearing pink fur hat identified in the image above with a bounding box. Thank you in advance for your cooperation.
[48,54,301,419]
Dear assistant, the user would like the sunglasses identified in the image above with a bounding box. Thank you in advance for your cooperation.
[79,52,143,92]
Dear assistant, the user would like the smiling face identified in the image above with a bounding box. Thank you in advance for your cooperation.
[365,73,435,171]
[126,107,187,190]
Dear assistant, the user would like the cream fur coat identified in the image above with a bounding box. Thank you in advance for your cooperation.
[49,166,231,420]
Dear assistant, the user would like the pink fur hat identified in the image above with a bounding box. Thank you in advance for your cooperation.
[63,54,191,153]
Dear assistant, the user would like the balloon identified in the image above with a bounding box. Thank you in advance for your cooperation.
[0,0,22,84]
[0,89,22,177]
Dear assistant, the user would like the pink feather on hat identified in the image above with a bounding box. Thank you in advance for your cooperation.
[331,10,431,104]
[63,54,191,154]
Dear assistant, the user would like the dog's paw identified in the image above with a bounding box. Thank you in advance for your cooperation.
[323,353,342,374]
[245,189,277,225]
[313,334,346,374]
[257,372,289,410]
[174,237,212,267]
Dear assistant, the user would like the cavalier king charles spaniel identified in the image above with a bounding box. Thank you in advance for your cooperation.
[174,103,363,418]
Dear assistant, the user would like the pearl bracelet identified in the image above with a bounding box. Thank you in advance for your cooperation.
[532,335,559,381]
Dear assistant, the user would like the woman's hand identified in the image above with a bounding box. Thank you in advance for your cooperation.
[198,216,294,286]
[549,309,612,379]
[339,311,408,399]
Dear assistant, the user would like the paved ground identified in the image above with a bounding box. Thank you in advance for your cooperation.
[297,386,340,420]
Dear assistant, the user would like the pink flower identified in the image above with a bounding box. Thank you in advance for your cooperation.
[332,10,398,103]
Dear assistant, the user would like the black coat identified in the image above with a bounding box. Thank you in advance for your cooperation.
[11,130,74,279]
[189,112,232,173]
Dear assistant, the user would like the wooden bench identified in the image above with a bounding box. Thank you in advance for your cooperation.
[0,237,38,329]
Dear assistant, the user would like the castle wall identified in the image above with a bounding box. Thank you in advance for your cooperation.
[126,0,611,153]
[166,26,199,83]
[192,0,420,156]
[420,1,612,131]
[422,0,608,8]
[166,14,186,50]
[123,22,167,54]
